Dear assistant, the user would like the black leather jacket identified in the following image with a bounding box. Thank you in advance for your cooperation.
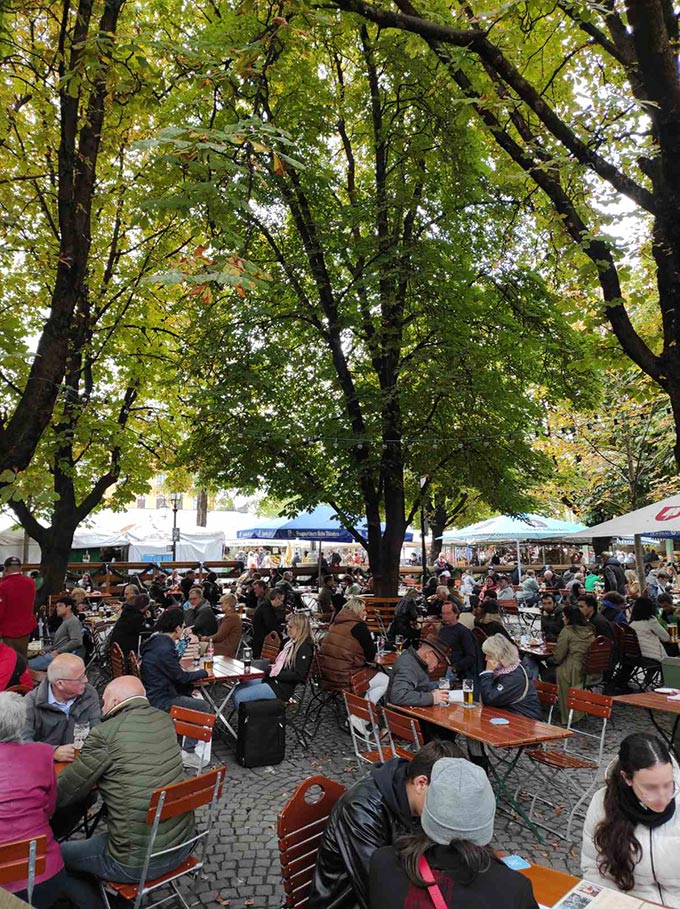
[308,758,417,909]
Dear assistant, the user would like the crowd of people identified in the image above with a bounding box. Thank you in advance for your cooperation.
[3,549,680,907]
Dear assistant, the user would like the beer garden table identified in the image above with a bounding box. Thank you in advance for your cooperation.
[391,700,571,842]
[613,691,680,759]
[195,656,265,740]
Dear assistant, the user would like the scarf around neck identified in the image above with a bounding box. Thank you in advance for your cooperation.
[620,781,677,829]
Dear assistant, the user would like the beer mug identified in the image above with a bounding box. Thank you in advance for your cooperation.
[73,723,90,758]
[671,623,678,644]
[462,678,474,708]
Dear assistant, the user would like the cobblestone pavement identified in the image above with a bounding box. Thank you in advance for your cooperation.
[186,698,675,909]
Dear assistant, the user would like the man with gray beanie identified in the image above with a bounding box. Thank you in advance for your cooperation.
[368,758,539,908]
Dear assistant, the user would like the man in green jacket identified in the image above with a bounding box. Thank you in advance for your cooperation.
[58,676,195,890]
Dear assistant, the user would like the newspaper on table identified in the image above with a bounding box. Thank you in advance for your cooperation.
[553,879,663,909]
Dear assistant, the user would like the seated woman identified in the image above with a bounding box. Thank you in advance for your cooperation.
[479,634,542,720]
[552,605,594,724]
[107,593,153,668]
[0,692,101,908]
[630,596,670,661]
[368,757,539,908]
[387,589,420,649]
[582,732,680,906]
[201,593,242,658]
[232,613,315,707]
[318,597,389,704]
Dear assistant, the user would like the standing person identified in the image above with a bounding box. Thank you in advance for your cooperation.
[28,597,83,670]
[251,587,285,659]
[309,741,459,909]
[552,605,595,724]
[0,692,101,908]
[603,554,627,595]
[0,555,36,658]
[582,733,680,907]
[368,758,539,909]
[201,593,241,658]
[139,608,211,769]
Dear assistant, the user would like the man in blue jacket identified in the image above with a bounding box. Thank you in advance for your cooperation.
[140,607,211,769]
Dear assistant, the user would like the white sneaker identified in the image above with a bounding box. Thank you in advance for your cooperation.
[181,750,202,770]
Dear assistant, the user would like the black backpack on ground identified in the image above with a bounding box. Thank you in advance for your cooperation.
[236,699,286,768]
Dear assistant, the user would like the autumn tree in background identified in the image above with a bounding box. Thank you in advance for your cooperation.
[155,13,595,593]
[324,0,680,468]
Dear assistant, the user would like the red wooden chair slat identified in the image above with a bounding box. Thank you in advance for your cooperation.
[146,766,225,823]
[0,835,48,885]
[109,642,125,679]
[566,688,613,719]
[349,668,374,697]
[5,684,32,694]
[583,636,613,675]
[534,680,558,707]
[170,705,216,744]
[128,651,142,680]
[261,630,281,662]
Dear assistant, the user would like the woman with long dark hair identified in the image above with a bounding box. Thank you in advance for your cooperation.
[368,758,538,908]
[582,732,680,906]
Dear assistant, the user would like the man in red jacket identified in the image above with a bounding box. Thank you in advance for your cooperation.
[0,556,36,658]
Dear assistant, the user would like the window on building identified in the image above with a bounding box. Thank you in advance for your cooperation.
[136,496,146,509]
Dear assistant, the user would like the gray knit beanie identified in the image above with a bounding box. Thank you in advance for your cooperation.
[421,758,496,846]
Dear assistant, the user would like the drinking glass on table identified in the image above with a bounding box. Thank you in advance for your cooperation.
[72,723,90,758]
[242,645,252,673]
[395,635,404,654]
[438,676,450,705]
[462,678,474,708]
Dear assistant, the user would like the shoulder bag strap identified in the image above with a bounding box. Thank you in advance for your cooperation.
[511,664,530,705]
[417,855,449,909]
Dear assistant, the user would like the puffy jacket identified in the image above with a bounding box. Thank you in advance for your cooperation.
[211,611,242,657]
[309,757,418,909]
[57,696,193,869]
[23,678,101,747]
[140,633,208,712]
[582,771,680,907]
[386,648,437,707]
[319,610,370,691]
[600,598,628,626]
[478,664,543,720]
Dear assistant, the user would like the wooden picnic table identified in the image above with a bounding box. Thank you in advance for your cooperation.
[519,641,556,661]
[391,700,570,841]
[614,691,680,758]
[516,862,579,906]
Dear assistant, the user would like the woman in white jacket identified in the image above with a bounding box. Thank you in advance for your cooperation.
[582,733,680,908]
[629,597,670,662]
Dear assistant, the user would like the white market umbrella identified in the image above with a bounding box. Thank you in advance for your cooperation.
[564,494,680,540]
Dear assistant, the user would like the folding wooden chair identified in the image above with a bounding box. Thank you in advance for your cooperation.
[349,668,374,697]
[100,767,226,909]
[382,706,424,759]
[343,691,388,767]
[128,651,142,680]
[520,688,612,839]
[304,651,344,734]
[622,626,662,690]
[170,705,216,775]
[278,775,346,909]
[0,835,47,906]
[261,630,281,662]
[583,635,613,692]
[533,680,558,726]
[109,642,125,679]
[471,626,487,647]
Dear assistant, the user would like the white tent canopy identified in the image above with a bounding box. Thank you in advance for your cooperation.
[564,494,680,540]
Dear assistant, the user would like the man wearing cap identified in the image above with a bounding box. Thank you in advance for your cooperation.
[309,740,458,909]
[0,556,36,658]
[368,759,537,907]
[387,639,451,708]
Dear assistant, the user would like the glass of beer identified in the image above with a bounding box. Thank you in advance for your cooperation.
[462,678,474,708]
[671,623,678,644]
[73,722,90,758]
[438,676,450,706]
[242,645,252,673]
[396,635,404,654]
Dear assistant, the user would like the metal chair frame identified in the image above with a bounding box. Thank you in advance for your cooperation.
[170,705,216,775]
[342,690,386,767]
[0,834,47,906]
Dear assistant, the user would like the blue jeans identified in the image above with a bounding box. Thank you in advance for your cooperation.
[29,652,55,670]
[61,833,194,885]
[232,679,278,708]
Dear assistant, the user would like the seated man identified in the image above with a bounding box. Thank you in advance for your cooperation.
[473,598,511,640]
[58,676,197,891]
[387,639,450,708]
[539,592,564,642]
[425,585,453,618]
[578,594,614,641]
[0,636,32,691]
[308,740,458,909]
[140,607,211,769]
[496,575,516,603]
[23,653,101,759]
[184,587,218,638]
[29,596,83,670]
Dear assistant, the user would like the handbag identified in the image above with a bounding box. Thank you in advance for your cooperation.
[418,855,449,909]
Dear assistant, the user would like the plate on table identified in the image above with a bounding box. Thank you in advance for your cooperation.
[655,688,679,694]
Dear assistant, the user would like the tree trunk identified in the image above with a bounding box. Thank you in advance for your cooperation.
[428,498,448,563]
[196,488,208,526]
[38,525,78,607]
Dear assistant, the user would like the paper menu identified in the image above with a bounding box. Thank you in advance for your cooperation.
[553,880,661,908]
